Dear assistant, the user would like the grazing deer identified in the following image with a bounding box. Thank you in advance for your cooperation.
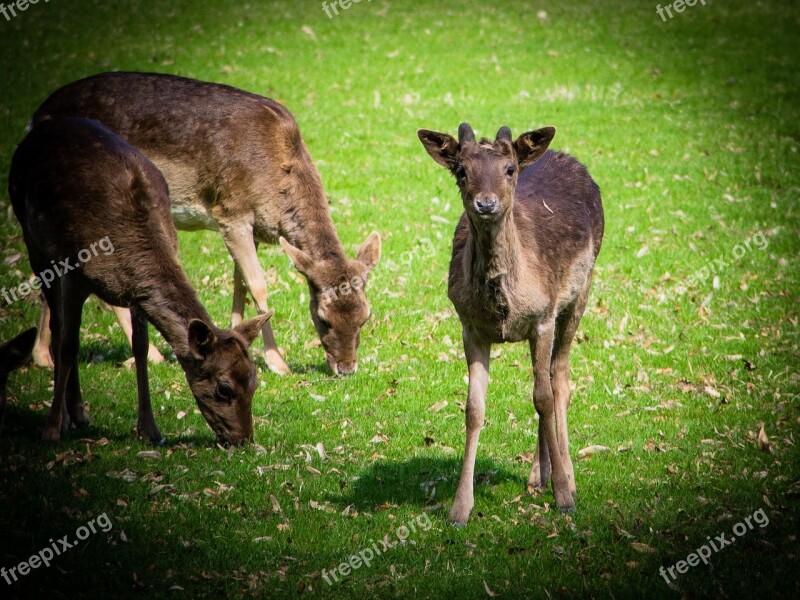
[10,117,271,445]
[0,327,37,416]
[418,123,604,525]
[30,72,381,376]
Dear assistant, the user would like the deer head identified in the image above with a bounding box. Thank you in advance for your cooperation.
[280,233,381,376]
[179,313,271,445]
[417,123,556,222]
[0,327,37,413]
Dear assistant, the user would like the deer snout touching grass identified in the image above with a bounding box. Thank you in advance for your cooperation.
[10,117,270,446]
[418,123,604,525]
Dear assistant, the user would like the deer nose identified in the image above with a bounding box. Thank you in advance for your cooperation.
[336,362,358,376]
[474,196,498,214]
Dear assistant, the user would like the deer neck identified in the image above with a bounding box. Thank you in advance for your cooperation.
[280,148,347,264]
[137,274,214,363]
[465,208,522,288]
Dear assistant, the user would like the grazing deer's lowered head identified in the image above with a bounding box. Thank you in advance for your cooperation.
[0,327,37,414]
[280,234,380,376]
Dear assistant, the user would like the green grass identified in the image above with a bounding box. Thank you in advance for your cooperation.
[1,0,798,598]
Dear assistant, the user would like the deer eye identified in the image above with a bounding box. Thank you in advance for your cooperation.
[506,164,516,177]
[215,381,235,403]
[455,165,467,181]
[318,316,331,329]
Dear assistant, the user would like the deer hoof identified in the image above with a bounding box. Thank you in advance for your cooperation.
[554,488,576,513]
[42,426,61,443]
[264,350,291,376]
[448,502,473,527]
[33,348,55,369]
[147,345,165,364]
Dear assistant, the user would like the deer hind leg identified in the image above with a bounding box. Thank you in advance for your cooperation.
[42,284,87,442]
[106,302,164,364]
[550,278,593,499]
[449,330,490,526]
[221,226,290,375]
[33,294,55,368]
[231,261,248,327]
[530,319,575,512]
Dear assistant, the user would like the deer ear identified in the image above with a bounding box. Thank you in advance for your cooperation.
[356,232,381,273]
[188,319,217,360]
[0,327,37,373]
[514,126,556,168]
[234,310,273,348]
[417,129,460,171]
[279,237,315,277]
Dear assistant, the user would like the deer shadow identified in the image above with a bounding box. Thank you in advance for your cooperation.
[330,454,525,514]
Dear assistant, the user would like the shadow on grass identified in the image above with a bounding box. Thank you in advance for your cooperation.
[334,455,525,513]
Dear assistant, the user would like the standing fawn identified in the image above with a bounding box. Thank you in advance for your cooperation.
[30,72,381,376]
[418,123,604,525]
[10,117,270,445]
[0,327,37,416]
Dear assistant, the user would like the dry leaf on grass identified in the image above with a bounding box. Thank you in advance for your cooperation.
[630,542,657,553]
[757,422,772,453]
[577,445,610,458]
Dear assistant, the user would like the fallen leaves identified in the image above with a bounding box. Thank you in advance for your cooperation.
[630,542,657,554]
[577,445,610,458]
[757,422,772,453]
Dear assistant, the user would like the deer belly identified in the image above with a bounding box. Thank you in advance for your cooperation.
[171,204,219,232]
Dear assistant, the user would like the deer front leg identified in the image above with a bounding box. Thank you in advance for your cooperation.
[65,354,90,428]
[131,309,165,445]
[528,417,551,492]
[33,294,54,368]
[449,331,490,526]
[530,322,575,512]
[107,302,164,364]
[221,226,290,375]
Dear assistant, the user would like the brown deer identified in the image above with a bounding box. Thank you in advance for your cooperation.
[418,123,604,525]
[0,327,37,417]
[10,117,271,445]
[30,72,381,376]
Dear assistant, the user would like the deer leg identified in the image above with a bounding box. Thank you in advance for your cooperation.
[449,331,490,526]
[551,280,593,498]
[221,227,290,375]
[131,308,164,445]
[33,294,54,368]
[530,320,575,512]
[107,302,164,364]
[528,417,551,493]
[42,287,85,442]
[231,261,248,327]
[65,354,90,428]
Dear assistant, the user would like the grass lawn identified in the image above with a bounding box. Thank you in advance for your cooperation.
[0,0,798,598]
